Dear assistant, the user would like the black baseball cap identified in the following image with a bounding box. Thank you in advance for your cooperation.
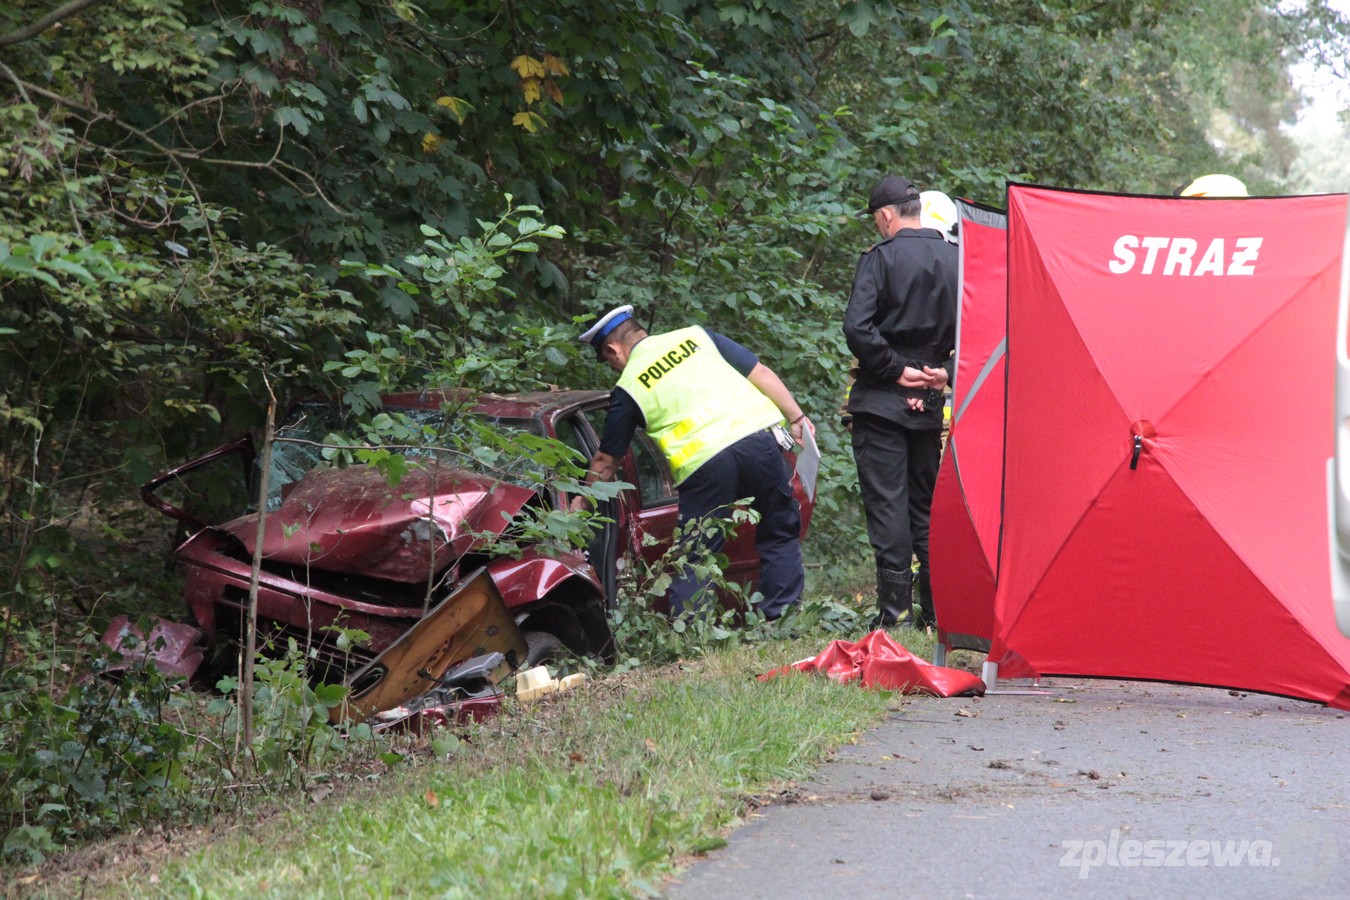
[859,175,920,216]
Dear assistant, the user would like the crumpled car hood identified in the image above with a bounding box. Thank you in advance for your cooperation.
[221,465,538,583]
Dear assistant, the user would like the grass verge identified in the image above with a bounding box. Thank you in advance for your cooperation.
[82,637,911,898]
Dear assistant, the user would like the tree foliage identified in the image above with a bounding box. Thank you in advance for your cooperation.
[2,0,1348,646]
[4,0,1350,857]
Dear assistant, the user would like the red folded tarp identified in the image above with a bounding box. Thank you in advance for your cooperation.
[996,184,1350,708]
[761,630,985,697]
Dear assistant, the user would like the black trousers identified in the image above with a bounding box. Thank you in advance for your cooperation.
[850,412,942,585]
[669,429,804,618]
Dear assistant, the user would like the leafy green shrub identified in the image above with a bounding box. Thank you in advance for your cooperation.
[604,506,756,671]
[0,623,194,864]
[208,639,353,780]
[602,500,868,673]
[603,504,829,668]
[765,595,867,639]
[0,622,381,864]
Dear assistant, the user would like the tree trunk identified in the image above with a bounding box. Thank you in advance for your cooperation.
[241,385,277,761]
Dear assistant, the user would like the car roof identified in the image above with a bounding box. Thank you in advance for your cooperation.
[377,388,611,419]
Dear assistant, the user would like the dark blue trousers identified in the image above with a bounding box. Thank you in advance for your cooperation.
[668,429,804,618]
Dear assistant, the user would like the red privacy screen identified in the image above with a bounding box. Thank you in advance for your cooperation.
[993,184,1350,707]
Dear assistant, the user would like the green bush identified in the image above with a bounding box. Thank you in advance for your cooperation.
[208,639,355,780]
[0,621,384,864]
[0,622,193,864]
[604,504,865,671]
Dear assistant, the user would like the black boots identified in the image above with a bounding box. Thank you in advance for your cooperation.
[913,567,935,631]
[869,569,912,630]
[868,567,936,631]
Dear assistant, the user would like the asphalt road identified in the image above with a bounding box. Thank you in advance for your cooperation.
[666,678,1348,899]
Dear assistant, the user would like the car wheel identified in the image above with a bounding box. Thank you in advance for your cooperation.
[523,630,564,668]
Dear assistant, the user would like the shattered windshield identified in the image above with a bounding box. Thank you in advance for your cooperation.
[264,402,546,511]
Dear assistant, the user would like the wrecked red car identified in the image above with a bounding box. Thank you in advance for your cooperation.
[143,390,814,681]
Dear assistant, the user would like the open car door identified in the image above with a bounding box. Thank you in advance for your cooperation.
[141,435,256,533]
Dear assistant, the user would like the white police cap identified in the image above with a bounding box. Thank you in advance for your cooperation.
[577,304,635,347]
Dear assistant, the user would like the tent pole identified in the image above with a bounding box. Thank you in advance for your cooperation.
[1333,190,1350,639]
[981,659,999,691]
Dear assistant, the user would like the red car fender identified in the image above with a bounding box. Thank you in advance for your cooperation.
[486,551,602,609]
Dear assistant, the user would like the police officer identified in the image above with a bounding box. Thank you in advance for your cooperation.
[574,305,810,619]
[845,176,958,630]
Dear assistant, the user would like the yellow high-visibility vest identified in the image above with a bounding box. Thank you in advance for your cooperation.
[617,327,783,484]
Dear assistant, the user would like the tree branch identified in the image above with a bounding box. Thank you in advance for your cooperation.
[14,76,223,265]
[0,59,85,238]
[13,74,353,266]
[0,0,104,48]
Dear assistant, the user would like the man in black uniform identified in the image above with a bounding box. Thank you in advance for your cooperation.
[844,175,958,629]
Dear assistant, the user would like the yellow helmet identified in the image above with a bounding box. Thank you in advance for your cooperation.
[1180,174,1249,197]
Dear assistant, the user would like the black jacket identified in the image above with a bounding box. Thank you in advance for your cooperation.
[844,227,958,429]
